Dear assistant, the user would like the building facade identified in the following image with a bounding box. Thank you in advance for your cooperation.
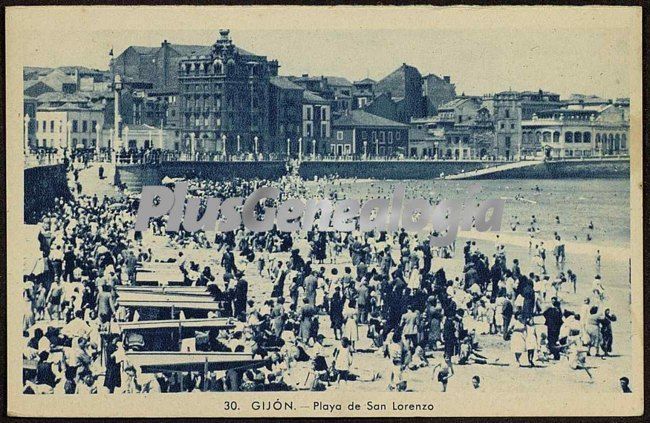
[177,29,279,155]
[302,91,331,156]
[522,104,629,159]
[330,110,408,158]
[373,63,425,124]
[269,76,303,156]
[487,91,523,160]
[35,103,105,151]
[422,74,456,116]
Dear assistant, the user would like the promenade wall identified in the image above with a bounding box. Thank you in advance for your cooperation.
[116,161,288,192]
[115,158,630,192]
[298,160,504,180]
[468,159,630,179]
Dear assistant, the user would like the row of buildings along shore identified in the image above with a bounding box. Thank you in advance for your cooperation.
[24,29,630,161]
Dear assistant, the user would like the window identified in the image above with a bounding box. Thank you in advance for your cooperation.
[42,120,46,132]
[388,132,393,144]
[50,121,54,132]
[565,132,573,143]
[321,107,328,121]
[344,144,351,154]
[505,136,511,148]
[92,120,97,132]
[574,132,582,143]
[500,122,505,129]
[72,120,78,132]
[305,122,313,137]
[621,134,627,149]
[380,131,385,143]
[361,131,368,140]
[510,123,515,129]
[305,106,313,121]
[396,132,401,140]
[321,123,328,138]
[505,109,510,118]
[336,131,344,141]
[82,121,88,132]
[583,132,591,144]
[372,131,377,140]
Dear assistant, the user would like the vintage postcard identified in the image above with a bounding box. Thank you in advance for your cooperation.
[5,5,643,417]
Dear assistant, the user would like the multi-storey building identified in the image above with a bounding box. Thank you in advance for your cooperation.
[421,74,456,115]
[302,91,331,155]
[483,91,523,159]
[269,76,303,156]
[373,63,425,124]
[330,110,408,158]
[352,78,375,109]
[522,104,629,158]
[177,29,279,155]
[35,102,105,151]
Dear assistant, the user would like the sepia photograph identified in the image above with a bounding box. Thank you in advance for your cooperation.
[5,5,644,417]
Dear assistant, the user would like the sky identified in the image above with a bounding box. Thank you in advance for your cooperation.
[8,6,640,99]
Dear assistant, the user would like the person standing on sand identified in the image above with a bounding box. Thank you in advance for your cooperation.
[599,308,617,357]
[509,313,526,366]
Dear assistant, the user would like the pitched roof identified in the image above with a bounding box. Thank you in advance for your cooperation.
[270,76,303,90]
[354,78,376,85]
[170,44,212,57]
[303,90,328,104]
[437,97,477,111]
[130,46,159,55]
[37,91,90,103]
[324,76,352,87]
[333,109,407,128]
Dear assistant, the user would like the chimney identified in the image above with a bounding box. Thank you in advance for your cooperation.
[443,76,450,83]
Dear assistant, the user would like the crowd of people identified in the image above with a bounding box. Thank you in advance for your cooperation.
[21,164,627,395]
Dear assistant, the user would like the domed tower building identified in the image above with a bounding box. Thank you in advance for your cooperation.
[178,29,278,157]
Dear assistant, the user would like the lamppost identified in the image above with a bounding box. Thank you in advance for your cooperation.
[159,120,164,151]
[113,74,123,164]
[312,139,316,159]
[254,136,259,156]
[190,133,196,161]
[109,128,114,158]
[363,140,367,160]
[95,123,101,161]
[237,135,241,154]
[123,126,130,162]
[65,120,72,159]
[23,114,30,156]
[298,137,303,161]
[221,134,227,160]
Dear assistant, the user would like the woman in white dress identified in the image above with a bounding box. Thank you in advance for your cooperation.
[343,299,359,351]
[509,314,526,366]
[524,321,538,367]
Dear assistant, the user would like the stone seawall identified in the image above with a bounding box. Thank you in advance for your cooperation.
[116,161,288,192]
[115,159,629,192]
[298,160,505,180]
[24,164,71,224]
[468,159,630,179]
